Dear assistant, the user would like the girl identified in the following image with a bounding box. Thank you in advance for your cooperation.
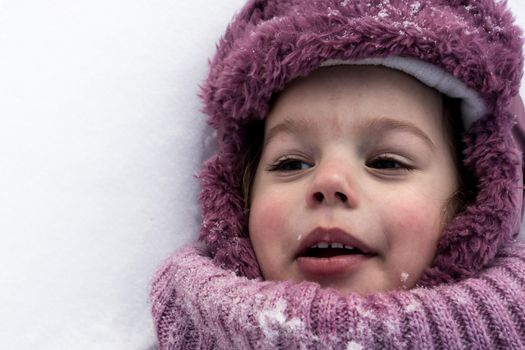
[151,0,525,348]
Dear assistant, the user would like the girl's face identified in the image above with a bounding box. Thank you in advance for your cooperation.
[248,65,459,295]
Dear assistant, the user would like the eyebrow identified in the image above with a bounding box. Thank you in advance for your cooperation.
[264,115,436,150]
[364,117,436,150]
[264,118,308,147]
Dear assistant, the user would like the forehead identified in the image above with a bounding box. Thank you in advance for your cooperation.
[265,65,444,135]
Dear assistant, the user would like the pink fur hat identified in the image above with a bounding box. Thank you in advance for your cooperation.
[198,0,524,284]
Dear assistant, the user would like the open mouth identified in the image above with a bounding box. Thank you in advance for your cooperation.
[302,242,367,258]
[295,227,375,276]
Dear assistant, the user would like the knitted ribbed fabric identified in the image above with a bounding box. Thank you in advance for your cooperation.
[151,242,525,349]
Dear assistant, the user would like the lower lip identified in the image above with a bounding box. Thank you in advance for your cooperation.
[296,255,371,277]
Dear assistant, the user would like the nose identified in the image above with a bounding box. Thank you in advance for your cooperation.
[306,160,358,208]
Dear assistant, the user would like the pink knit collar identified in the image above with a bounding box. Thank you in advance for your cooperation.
[151,242,525,349]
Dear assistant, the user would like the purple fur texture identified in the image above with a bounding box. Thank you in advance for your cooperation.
[198,0,524,281]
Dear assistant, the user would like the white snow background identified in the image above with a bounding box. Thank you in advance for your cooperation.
[0,1,524,349]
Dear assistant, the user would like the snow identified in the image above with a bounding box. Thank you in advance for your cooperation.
[0,0,245,348]
[346,341,363,350]
[327,7,341,17]
[257,299,305,343]
[400,272,410,289]
[378,9,389,19]
[410,2,421,16]
[454,290,469,306]
[403,20,423,32]
[404,300,420,313]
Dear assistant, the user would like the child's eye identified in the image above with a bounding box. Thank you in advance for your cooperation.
[268,157,313,172]
[366,155,412,171]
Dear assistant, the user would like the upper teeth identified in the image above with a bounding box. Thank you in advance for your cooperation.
[311,242,354,250]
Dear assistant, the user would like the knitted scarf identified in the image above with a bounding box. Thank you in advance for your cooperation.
[151,242,525,349]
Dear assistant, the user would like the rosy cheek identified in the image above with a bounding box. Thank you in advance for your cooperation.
[249,192,292,280]
[391,203,430,234]
[382,199,443,270]
[249,192,290,247]
[383,189,443,234]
